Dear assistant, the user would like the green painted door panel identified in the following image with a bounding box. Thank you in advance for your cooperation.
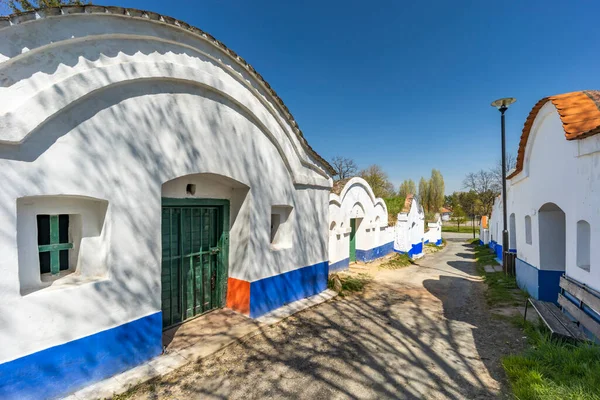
[161,201,229,329]
[350,218,356,262]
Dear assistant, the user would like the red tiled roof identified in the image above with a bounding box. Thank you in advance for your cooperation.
[508,90,600,179]
[331,178,351,195]
[440,207,451,213]
[401,194,414,213]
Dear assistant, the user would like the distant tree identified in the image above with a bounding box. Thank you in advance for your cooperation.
[1,0,88,13]
[398,179,416,198]
[384,196,406,225]
[429,169,445,213]
[458,190,481,238]
[491,153,517,192]
[463,170,497,216]
[330,156,358,182]
[359,165,395,198]
[444,194,454,209]
[451,204,466,232]
[418,177,430,212]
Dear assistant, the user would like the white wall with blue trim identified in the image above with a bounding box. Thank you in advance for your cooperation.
[0,9,333,400]
[328,178,394,270]
[497,101,600,309]
[424,214,443,246]
[394,196,425,259]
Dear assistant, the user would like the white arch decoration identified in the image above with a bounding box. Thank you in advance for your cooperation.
[328,177,394,269]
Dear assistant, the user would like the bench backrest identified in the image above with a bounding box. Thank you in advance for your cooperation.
[558,276,600,340]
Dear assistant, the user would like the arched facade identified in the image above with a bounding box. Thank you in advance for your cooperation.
[0,6,333,399]
[506,91,600,305]
[393,195,425,259]
[424,213,443,246]
[328,178,393,270]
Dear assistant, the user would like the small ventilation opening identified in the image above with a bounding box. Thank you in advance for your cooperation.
[186,184,196,195]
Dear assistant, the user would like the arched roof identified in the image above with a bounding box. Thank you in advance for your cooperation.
[328,177,387,213]
[508,90,600,179]
[0,4,335,176]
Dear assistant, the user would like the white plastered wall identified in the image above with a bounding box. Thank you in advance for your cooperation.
[394,197,425,253]
[424,214,442,244]
[489,196,503,245]
[507,102,600,291]
[0,13,332,364]
[328,178,391,264]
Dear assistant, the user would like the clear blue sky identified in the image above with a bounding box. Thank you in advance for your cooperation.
[4,1,600,193]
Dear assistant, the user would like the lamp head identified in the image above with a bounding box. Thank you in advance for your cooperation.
[491,97,516,110]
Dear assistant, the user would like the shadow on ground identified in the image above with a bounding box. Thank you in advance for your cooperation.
[124,242,524,400]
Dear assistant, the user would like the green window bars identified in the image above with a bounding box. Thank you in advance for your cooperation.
[37,215,73,275]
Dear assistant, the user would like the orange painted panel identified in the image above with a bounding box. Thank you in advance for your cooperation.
[481,216,488,229]
[226,277,250,315]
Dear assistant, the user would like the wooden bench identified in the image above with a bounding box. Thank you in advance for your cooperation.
[524,276,600,341]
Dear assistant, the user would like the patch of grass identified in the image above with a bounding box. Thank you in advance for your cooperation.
[328,273,372,296]
[442,225,479,234]
[474,245,525,306]
[379,253,414,270]
[474,245,499,266]
[482,271,526,306]
[502,322,600,400]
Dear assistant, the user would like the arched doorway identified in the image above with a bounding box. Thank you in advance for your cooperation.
[160,173,249,329]
[349,202,365,262]
[509,213,517,252]
[538,203,566,272]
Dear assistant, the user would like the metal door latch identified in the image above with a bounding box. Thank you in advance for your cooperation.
[210,247,220,255]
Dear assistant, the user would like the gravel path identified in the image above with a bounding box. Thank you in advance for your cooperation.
[123,241,525,400]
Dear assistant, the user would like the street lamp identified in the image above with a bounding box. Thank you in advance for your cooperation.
[491,97,516,274]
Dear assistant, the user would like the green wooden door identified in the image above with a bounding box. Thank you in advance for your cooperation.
[349,218,357,262]
[161,200,229,329]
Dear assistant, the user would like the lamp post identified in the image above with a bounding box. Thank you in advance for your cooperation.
[491,97,516,275]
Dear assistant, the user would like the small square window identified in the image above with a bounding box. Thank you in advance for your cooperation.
[270,206,293,249]
[37,214,73,276]
[525,215,532,245]
[270,213,281,243]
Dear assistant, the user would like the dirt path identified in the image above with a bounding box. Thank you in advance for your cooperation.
[122,241,525,400]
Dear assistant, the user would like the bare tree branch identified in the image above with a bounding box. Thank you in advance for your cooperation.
[330,156,358,182]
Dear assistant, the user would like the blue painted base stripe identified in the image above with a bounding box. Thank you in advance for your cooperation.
[0,312,162,400]
[249,261,328,318]
[435,239,443,246]
[408,242,423,258]
[395,242,423,259]
[515,258,564,303]
[329,258,350,272]
[355,241,394,262]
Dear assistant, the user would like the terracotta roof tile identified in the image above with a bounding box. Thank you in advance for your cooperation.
[331,178,351,195]
[508,90,600,179]
[401,194,414,213]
